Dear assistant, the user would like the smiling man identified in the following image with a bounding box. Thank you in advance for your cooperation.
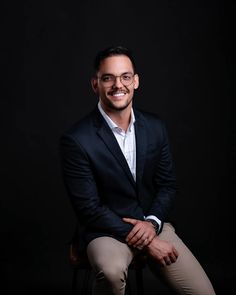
[60,46,215,295]
[93,55,138,110]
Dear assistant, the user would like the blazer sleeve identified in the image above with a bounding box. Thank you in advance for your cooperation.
[60,133,133,240]
[146,122,177,226]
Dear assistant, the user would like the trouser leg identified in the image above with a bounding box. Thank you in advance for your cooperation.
[148,223,216,295]
[87,236,134,295]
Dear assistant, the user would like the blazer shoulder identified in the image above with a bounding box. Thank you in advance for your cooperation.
[135,108,166,127]
[134,108,170,144]
[61,108,99,144]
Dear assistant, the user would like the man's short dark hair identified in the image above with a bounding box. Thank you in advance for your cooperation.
[93,46,137,74]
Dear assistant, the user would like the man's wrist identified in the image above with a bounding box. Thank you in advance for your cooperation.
[145,215,162,234]
[146,219,159,233]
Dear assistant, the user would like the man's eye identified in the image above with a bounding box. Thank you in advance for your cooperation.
[102,76,113,82]
[122,75,132,80]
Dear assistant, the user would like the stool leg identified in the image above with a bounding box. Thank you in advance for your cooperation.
[72,267,78,294]
[125,271,132,295]
[72,268,92,295]
[81,269,91,295]
[135,268,144,295]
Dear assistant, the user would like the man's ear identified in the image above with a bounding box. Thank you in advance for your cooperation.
[91,78,98,93]
[133,74,139,90]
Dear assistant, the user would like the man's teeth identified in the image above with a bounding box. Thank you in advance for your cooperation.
[112,93,125,97]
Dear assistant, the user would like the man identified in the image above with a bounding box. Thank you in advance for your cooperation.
[60,46,215,295]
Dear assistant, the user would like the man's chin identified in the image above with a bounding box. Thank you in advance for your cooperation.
[108,100,132,112]
[111,105,129,111]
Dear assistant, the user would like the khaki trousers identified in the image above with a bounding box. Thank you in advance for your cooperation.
[87,223,216,295]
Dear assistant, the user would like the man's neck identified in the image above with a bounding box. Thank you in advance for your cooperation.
[100,103,132,132]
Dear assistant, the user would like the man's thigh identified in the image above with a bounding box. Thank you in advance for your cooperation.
[87,236,134,271]
[148,223,215,295]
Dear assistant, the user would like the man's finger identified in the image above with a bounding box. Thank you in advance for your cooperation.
[173,248,179,258]
[133,236,150,248]
[128,231,145,246]
[123,217,138,225]
[126,226,140,242]
[170,253,177,263]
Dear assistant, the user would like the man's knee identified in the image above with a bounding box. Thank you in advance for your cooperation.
[95,263,128,285]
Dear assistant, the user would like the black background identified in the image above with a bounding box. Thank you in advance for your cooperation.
[1,0,235,294]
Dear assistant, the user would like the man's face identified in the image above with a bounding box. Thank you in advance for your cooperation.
[91,55,139,113]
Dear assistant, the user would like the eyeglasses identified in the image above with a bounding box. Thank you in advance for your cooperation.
[97,73,135,87]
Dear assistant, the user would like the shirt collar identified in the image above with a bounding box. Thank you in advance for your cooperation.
[98,101,135,132]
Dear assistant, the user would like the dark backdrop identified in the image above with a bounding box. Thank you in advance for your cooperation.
[1,0,235,294]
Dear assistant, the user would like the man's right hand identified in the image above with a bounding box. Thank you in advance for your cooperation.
[145,236,179,267]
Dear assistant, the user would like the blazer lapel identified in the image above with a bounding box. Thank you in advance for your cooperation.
[93,108,136,188]
[134,111,147,185]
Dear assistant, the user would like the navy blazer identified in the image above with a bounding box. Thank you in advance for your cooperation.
[60,106,176,250]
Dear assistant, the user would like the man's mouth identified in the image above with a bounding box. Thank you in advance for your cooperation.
[113,93,125,97]
[108,91,127,97]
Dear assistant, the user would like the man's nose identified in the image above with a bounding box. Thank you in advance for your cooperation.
[113,76,123,88]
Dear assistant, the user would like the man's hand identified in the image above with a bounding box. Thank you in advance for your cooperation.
[146,236,179,267]
[123,217,156,248]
